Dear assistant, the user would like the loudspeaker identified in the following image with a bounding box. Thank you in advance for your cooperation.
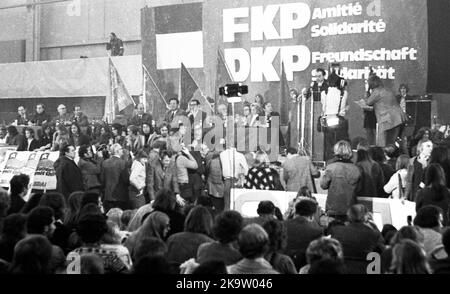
[406,98,431,133]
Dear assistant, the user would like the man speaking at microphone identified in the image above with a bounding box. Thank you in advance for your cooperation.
[311,68,328,102]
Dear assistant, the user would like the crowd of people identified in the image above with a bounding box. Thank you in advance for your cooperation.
[0,181,449,274]
[0,86,450,274]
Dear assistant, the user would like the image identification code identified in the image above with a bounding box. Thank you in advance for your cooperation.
[219,278,273,289]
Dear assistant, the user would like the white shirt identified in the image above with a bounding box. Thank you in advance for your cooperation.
[321,88,348,117]
[27,138,33,151]
[220,148,249,179]
[0,135,7,144]
[400,95,407,113]
[384,169,408,199]
[130,160,146,191]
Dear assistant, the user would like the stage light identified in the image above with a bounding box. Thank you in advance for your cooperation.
[326,116,340,127]
[219,83,249,97]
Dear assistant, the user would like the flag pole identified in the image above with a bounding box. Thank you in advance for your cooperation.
[143,64,169,109]
[218,48,234,82]
[185,65,214,114]
[142,65,147,113]
[110,56,135,108]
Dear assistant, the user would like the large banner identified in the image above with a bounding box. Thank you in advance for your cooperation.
[0,151,59,193]
[142,0,427,146]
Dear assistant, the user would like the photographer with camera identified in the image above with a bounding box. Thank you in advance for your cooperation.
[78,144,103,194]
[176,144,199,204]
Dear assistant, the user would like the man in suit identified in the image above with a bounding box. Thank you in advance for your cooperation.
[365,75,406,146]
[396,84,413,150]
[146,150,179,201]
[187,99,207,128]
[285,199,323,270]
[17,128,40,151]
[262,102,280,128]
[311,68,329,102]
[328,204,385,274]
[13,106,29,126]
[128,103,153,130]
[54,144,85,200]
[396,84,412,114]
[101,143,130,212]
[30,103,51,126]
[71,105,90,129]
[164,98,186,124]
[52,104,72,127]
[262,102,284,147]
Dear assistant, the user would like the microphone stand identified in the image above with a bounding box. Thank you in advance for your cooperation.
[294,90,309,156]
[310,86,315,160]
[226,95,242,210]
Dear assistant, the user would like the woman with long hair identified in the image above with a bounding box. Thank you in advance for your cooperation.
[415,163,450,225]
[63,191,85,231]
[9,235,54,274]
[38,123,54,151]
[384,154,410,199]
[6,126,24,147]
[69,123,90,148]
[389,239,431,274]
[429,146,450,188]
[166,206,214,268]
[52,124,70,151]
[380,225,424,273]
[355,149,385,198]
[262,219,297,274]
[409,127,431,156]
[254,94,264,107]
[95,124,112,146]
[125,211,170,253]
[109,123,125,147]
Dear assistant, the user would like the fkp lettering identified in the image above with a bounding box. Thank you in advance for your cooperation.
[221,1,412,82]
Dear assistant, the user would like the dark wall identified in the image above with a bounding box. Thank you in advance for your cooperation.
[427,0,450,93]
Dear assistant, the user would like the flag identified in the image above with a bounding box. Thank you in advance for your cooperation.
[179,63,213,114]
[154,3,203,70]
[109,58,135,113]
[104,61,115,123]
[143,64,169,124]
[215,48,234,111]
[280,62,290,126]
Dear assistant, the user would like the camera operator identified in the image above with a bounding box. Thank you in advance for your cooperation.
[176,145,200,204]
[78,144,105,194]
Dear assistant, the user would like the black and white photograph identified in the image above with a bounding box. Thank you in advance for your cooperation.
[0,0,449,285]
